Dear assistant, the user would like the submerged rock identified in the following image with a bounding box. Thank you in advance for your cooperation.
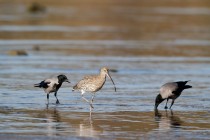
[32,45,40,51]
[8,50,28,56]
[28,2,46,13]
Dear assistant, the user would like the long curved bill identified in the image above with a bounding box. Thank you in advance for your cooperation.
[106,72,116,92]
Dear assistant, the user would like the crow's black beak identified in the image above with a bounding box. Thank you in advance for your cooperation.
[66,79,71,83]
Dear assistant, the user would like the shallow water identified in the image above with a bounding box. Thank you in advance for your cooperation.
[0,52,210,139]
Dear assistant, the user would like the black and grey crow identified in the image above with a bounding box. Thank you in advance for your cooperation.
[155,81,192,109]
[34,75,70,104]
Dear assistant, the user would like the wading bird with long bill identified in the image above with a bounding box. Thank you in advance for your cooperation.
[72,67,116,113]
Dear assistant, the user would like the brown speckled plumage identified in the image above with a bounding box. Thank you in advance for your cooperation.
[73,71,106,93]
[73,67,116,113]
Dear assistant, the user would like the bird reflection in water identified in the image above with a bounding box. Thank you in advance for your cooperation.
[44,108,61,136]
[155,109,183,131]
[76,114,102,137]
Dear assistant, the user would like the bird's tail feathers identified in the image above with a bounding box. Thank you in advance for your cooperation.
[34,83,41,88]
[184,85,192,89]
[177,80,191,87]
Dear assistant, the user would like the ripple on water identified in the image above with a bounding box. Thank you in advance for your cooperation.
[0,49,210,138]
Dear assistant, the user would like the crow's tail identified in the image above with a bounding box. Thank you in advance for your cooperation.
[184,85,192,89]
[34,83,41,88]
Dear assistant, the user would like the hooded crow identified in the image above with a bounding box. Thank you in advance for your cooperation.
[155,81,192,109]
[34,74,70,104]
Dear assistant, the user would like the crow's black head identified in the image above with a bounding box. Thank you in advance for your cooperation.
[155,94,164,109]
[57,75,70,83]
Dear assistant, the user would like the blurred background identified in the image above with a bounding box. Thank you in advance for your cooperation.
[0,0,210,56]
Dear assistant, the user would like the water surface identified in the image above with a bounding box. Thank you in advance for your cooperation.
[0,53,210,139]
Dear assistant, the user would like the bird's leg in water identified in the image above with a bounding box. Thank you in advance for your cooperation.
[81,95,94,109]
[47,94,49,105]
[169,100,175,109]
[164,98,169,109]
[91,93,95,102]
[90,93,95,107]
[54,91,60,104]
[81,90,94,108]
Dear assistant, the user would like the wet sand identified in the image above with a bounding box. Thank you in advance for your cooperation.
[1,107,210,139]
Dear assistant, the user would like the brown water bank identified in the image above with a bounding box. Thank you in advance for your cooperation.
[0,0,209,49]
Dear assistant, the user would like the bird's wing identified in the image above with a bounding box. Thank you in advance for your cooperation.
[45,78,59,87]
[37,80,50,88]
[74,75,97,90]
[43,78,59,93]
[160,82,178,98]
[46,78,59,84]
[83,75,97,80]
